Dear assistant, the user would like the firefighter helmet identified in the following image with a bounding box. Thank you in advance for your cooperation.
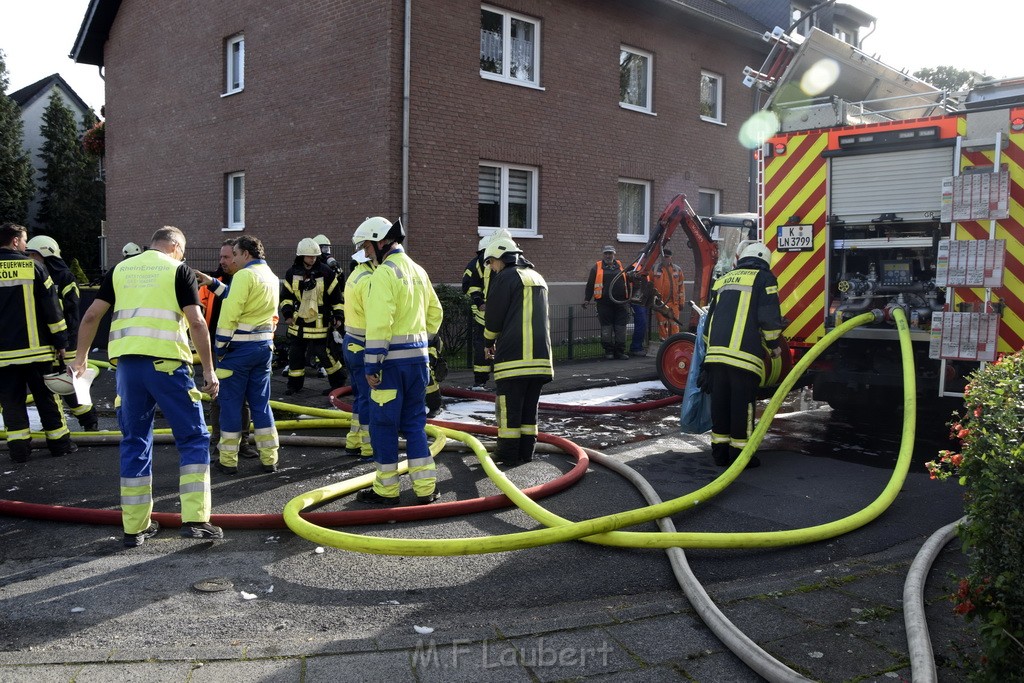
[122,242,142,258]
[478,234,490,251]
[26,235,61,259]
[352,217,393,246]
[484,235,521,263]
[296,238,321,256]
[738,242,771,266]
[313,234,331,251]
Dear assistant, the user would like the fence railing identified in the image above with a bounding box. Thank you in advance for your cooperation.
[440,303,661,369]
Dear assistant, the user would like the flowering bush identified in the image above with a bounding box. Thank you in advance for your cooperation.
[82,121,104,156]
[928,351,1024,681]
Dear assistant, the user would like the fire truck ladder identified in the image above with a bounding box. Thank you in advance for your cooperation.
[938,131,1003,398]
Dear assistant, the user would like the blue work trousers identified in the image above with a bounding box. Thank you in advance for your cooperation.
[343,335,369,431]
[367,362,429,466]
[217,343,275,433]
[115,355,211,532]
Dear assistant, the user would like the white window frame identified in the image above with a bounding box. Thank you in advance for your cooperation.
[619,46,653,114]
[477,162,539,238]
[699,70,723,124]
[224,34,244,96]
[479,5,542,89]
[698,188,721,218]
[617,179,650,243]
[226,172,245,231]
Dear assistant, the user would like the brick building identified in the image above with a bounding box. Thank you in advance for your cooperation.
[72,0,800,300]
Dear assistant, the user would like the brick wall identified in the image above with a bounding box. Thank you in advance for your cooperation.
[102,0,765,294]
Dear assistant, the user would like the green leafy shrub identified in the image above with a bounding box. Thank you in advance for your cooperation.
[926,350,1024,681]
[434,283,470,367]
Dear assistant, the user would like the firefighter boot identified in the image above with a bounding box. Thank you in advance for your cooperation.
[48,435,78,457]
[8,439,31,463]
[76,406,99,432]
[426,387,444,419]
[730,445,760,469]
[518,435,537,464]
[238,403,259,459]
[494,438,520,467]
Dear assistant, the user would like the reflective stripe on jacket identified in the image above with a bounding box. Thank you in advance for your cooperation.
[0,249,68,365]
[108,250,191,361]
[343,263,374,342]
[484,258,553,381]
[215,261,280,351]
[703,260,783,382]
[364,246,443,374]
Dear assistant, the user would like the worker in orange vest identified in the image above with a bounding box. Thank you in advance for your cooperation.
[652,248,686,339]
[583,245,630,359]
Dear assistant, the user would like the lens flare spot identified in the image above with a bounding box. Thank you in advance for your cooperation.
[800,59,840,96]
[738,110,781,149]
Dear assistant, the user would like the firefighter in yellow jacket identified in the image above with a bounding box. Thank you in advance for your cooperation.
[703,243,783,469]
[212,235,281,475]
[0,224,75,462]
[352,217,443,505]
[72,226,222,547]
[342,248,375,457]
[482,235,553,466]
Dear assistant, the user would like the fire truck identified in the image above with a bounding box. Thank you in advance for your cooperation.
[738,28,1024,411]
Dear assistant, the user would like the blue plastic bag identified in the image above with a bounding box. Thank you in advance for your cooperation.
[679,313,712,434]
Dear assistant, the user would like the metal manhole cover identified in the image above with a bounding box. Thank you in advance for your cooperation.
[192,577,233,593]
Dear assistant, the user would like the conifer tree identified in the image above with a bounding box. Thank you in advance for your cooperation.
[0,51,35,224]
[37,92,104,272]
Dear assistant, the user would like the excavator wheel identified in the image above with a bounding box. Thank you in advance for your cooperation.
[656,332,697,396]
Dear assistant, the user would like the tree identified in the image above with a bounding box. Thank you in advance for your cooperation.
[0,50,35,224]
[36,92,104,272]
[913,66,992,93]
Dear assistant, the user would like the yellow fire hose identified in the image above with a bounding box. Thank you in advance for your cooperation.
[282,309,914,555]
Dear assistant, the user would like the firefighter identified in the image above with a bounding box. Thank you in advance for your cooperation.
[0,224,76,462]
[280,237,346,396]
[195,239,258,461]
[652,248,687,340]
[352,216,443,505]
[25,235,99,431]
[462,233,495,390]
[212,235,281,475]
[702,242,783,469]
[342,249,375,458]
[583,245,630,359]
[72,226,222,547]
[482,236,553,466]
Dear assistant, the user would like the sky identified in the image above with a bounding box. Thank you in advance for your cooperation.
[0,0,1019,117]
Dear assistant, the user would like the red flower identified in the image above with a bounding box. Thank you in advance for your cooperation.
[951,453,963,467]
[954,599,975,615]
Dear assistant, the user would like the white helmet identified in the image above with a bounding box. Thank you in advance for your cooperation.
[122,242,142,258]
[352,217,393,246]
[313,234,331,249]
[484,235,521,263]
[296,237,321,256]
[26,235,61,259]
[478,235,490,251]
[738,242,771,266]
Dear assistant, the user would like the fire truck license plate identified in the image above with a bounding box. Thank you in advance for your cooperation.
[776,224,813,251]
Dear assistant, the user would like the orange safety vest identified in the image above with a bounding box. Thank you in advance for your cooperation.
[593,259,625,300]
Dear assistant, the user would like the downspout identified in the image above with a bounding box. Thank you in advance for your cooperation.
[402,0,411,237]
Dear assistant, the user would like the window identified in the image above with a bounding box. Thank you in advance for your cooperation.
[618,179,650,242]
[225,34,244,95]
[619,46,652,113]
[480,6,540,87]
[833,28,852,45]
[791,6,814,38]
[699,71,723,123]
[226,172,245,230]
[697,189,720,218]
[478,163,538,237]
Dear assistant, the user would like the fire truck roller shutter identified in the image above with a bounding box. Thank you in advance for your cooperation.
[829,147,955,224]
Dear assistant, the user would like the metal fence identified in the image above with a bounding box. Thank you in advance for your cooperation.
[440,303,658,370]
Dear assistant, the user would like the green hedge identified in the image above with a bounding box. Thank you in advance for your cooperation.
[927,350,1024,681]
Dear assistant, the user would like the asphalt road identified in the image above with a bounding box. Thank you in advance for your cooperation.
[0,360,975,681]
